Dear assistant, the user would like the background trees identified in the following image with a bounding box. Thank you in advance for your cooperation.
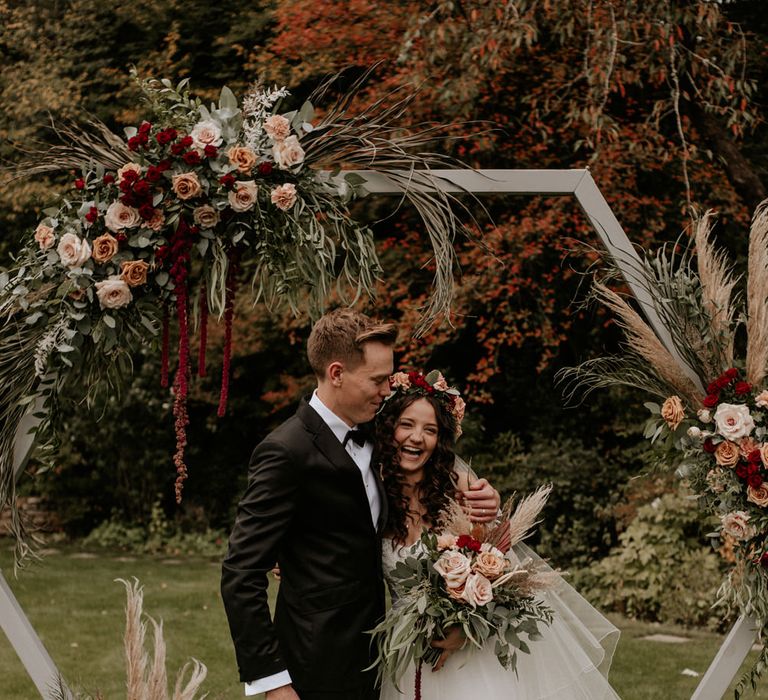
[1,1,766,595]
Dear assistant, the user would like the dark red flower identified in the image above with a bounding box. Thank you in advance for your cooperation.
[726,368,740,379]
[204,144,218,158]
[156,128,178,145]
[736,464,748,479]
[715,376,731,390]
[133,179,151,197]
[122,169,139,183]
[749,450,762,464]
[748,473,764,488]
[183,150,202,166]
[158,159,172,171]
[707,381,721,395]
[116,232,128,243]
[103,173,115,185]
[456,535,482,552]
[219,173,237,189]
[128,136,142,151]
[703,394,720,408]
[138,121,152,134]
[258,161,274,176]
[139,204,155,220]
[703,438,717,453]
[74,178,85,190]
[145,166,163,183]
[747,462,760,476]
[735,381,752,396]
[761,552,768,568]
[180,135,193,147]
[84,206,99,223]
[119,180,133,194]
[120,193,137,207]
[171,143,186,156]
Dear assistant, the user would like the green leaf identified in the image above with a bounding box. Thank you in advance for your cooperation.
[103,314,116,329]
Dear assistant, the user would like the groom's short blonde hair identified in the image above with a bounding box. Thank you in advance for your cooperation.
[307,308,397,377]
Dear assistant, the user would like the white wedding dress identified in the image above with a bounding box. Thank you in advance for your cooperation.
[380,538,622,700]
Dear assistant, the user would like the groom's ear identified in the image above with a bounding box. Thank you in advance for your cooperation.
[328,361,344,387]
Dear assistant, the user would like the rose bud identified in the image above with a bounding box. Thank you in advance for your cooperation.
[103,173,115,185]
[258,161,274,176]
[74,178,85,190]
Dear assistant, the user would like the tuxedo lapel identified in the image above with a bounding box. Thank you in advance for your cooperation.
[296,400,362,475]
[370,444,388,534]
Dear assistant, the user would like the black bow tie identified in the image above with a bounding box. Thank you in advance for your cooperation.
[343,427,369,448]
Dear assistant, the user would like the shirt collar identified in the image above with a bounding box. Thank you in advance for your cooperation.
[309,390,355,445]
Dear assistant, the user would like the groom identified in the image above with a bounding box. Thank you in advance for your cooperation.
[221,308,500,699]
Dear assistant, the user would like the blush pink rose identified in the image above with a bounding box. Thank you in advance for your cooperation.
[57,233,92,268]
[433,550,471,589]
[272,135,305,169]
[270,183,298,211]
[105,201,141,230]
[228,180,258,212]
[461,572,493,607]
[264,114,291,141]
[190,120,223,150]
[34,223,56,250]
[94,277,132,309]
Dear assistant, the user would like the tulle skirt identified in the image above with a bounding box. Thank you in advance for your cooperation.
[379,544,621,700]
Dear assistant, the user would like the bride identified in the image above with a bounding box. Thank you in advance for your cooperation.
[373,370,622,700]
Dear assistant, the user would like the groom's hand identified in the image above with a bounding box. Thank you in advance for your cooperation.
[266,684,300,700]
[462,478,500,523]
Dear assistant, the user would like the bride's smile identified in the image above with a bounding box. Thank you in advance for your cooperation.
[394,398,439,473]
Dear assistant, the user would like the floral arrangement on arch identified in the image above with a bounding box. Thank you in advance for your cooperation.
[0,69,473,560]
[559,204,768,695]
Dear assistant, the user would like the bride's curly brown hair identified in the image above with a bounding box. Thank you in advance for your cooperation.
[375,393,460,545]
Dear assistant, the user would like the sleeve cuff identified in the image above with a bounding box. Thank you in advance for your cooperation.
[245,670,293,695]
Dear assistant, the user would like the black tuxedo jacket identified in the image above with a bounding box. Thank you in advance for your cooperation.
[221,399,388,697]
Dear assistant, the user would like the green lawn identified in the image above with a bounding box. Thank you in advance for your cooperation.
[0,544,763,699]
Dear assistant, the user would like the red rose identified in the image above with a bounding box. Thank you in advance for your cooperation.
[120,193,137,207]
[456,535,482,552]
[119,180,133,194]
[726,368,740,379]
[138,121,152,134]
[258,161,274,176]
[716,376,731,390]
[144,167,161,183]
[749,473,764,488]
[736,464,748,479]
[180,135,193,147]
[735,381,752,396]
[748,462,760,476]
[84,206,99,223]
[122,169,139,183]
[204,144,218,158]
[157,159,172,172]
[703,438,717,453]
[703,394,720,408]
[707,381,721,395]
[139,204,155,220]
[127,136,141,151]
[171,143,186,155]
[156,128,178,145]
[103,173,115,185]
[749,450,762,464]
[761,553,768,568]
[74,178,85,190]
[183,150,202,165]
[116,232,128,243]
[133,179,151,197]
[219,173,237,189]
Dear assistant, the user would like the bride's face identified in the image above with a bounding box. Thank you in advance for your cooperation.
[394,398,439,475]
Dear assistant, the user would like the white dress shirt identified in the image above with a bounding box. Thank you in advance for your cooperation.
[244,392,381,696]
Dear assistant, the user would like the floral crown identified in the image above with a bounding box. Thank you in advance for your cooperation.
[387,369,466,437]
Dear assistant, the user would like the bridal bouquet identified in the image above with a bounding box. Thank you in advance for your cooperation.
[369,486,558,690]
[559,205,768,695]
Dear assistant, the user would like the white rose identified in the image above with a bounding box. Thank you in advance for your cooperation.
[94,277,132,309]
[104,201,141,230]
[190,119,223,150]
[714,403,755,441]
[272,135,305,169]
[697,409,712,423]
[57,233,92,268]
[433,550,471,589]
[721,511,756,541]
[461,572,494,608]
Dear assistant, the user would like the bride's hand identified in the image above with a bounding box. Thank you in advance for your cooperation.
[430,626,466,671]
[461,478,500,523]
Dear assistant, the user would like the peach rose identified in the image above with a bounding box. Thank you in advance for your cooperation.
[120,260,149,287]
[272,135,305,169]
[94,277,132,309]
[57,233,92,268]
[721,511,756,540]
[661,395,685,430]
[747,484,768,508]
[755,390,768,409]
[105,201,141,230]
[447,584,466,602]
[436,534,458,551]
[390,372,411,389]
[91,233,119,264]
[433,373,450,391]
[433,550,471,589]
[453,395,466,424]
[714,403,755,441]
[190,120,223,150]
[461,572,493,607]
[714,440,740,468]
[740,437,759,458]
[264,114,291,141]
[171,172,202,200]
[472,551,506,581]
[34,223,55,250]
[193,205,220,229]
[270,183,298,211]
[760,443,768,467]
[228,146,258,174]
[146,209,165,232]
[228,180,258,212]
[117,162,142,182]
